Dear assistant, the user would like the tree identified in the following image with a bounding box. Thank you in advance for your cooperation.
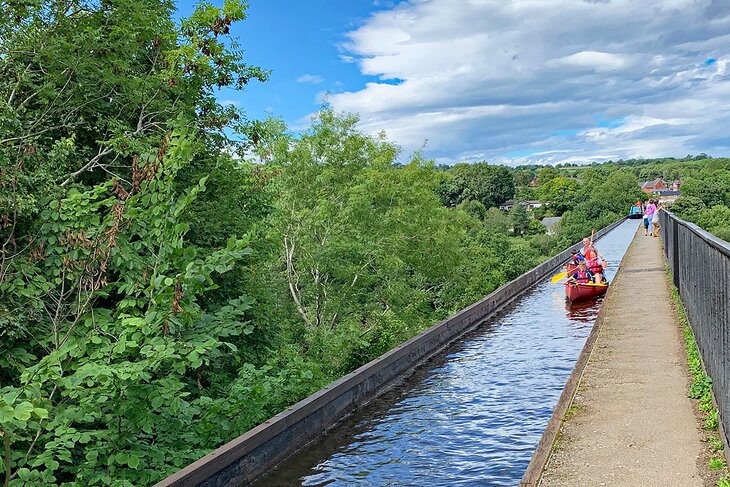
[457,200,488,221]
[680,173,730,208]
[671,196,707,222]
[536,167,559,186]
[483,207,511,234]
[697,205,730,240]
[437,162,514,208]
[0,129,259,485]
[595,170,644,212]
[0,2,276,484]
[510,203,530,236]
[513,170,534,187]
[1,0,269,273]
[535,177,580,215]
[261,108,466,370]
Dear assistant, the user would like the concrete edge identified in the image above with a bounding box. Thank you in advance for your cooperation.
[156,218,627,487]
[519,222,640,487]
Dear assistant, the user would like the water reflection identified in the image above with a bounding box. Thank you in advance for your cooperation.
[253,221,640,487]
[565,299,602,325]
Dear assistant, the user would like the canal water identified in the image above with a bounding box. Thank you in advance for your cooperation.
[254,220,640,487]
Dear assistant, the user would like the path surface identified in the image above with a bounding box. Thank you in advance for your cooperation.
[540,227,709,487]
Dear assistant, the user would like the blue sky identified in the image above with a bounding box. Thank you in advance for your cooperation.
[176,0,730,166]
[177,0,390,126]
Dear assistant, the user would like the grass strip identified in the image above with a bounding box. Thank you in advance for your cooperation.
[669,279,730,486]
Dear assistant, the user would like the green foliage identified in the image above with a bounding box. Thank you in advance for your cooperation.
[555,170,642,248]
[698,204,730,230]
[536,167,559,185]
[0,0,268,242]
[483,207,511,234]
[510,203,530,237]
[671,284,721,436]
[0,128,269,484]
[646,159,730,242]
[264,108,474,371]
[708,435,725,452]
[709,458,727,471]
[681,173,730,208]
[696,205,730,242]
[11,3,730,484]
[513,170,534,187]
[514,186,537,201]
[437,161,514,209]
[671,196,707,222]
[456,199,488,221]
[535,177,580,215]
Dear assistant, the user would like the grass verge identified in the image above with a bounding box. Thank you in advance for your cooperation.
[669,279,730,486]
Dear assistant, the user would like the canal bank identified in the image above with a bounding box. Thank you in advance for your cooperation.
[536,226,715,486]
[247,222,637,487]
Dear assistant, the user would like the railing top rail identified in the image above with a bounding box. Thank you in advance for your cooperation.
[664,210,730,258]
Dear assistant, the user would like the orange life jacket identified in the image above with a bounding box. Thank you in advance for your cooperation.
[588,258,602,273]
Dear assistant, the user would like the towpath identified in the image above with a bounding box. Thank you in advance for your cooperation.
[539,226,712,486]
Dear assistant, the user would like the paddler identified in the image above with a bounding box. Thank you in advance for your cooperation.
[567,261,594,284]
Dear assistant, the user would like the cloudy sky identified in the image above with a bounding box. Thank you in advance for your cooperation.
[200,0,730,166]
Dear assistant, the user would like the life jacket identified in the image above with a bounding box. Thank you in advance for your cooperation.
[573,270,593,283]
[588,258,602,273]
[571,253,585,265]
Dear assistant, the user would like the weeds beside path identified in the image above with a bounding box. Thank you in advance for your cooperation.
[671,283,730,486]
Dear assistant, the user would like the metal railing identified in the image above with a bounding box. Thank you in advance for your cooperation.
[660,210,730,449]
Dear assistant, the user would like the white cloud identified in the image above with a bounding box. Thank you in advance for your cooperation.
[297,74,324,84]
[323,0,730,165]
[552,51,634,72]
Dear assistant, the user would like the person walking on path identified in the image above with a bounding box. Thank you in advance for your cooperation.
[652,202,663,237]
[643,199,656,236]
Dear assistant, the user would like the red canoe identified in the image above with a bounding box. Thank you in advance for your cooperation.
[565,282,608,303]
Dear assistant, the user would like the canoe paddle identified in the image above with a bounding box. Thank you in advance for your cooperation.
[551,271,569,283]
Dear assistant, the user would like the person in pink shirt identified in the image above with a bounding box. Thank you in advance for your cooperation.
[643,199,656,236]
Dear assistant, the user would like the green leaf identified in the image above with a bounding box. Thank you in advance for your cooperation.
[114,452,128,465]
[128,454,140,469]
[187,350,202,368]
[17,468,31,480]
[33,407,49,419]
[2,390,19,406]
[0,405,14,422]
[14,401,34,421]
